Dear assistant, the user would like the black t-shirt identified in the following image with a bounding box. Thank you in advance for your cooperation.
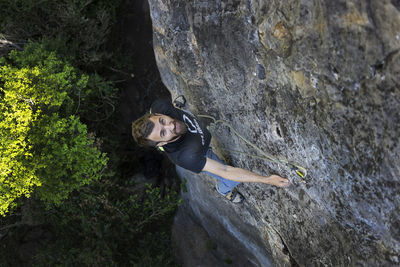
[151,99,211,173]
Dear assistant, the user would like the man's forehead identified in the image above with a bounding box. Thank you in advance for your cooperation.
[149,114,160,120]
[151,114,166,119]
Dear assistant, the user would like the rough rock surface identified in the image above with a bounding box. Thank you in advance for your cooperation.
[147,0,400,266]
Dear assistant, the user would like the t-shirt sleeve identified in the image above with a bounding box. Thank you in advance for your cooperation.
[176,149,207,173]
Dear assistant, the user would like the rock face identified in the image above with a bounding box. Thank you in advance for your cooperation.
[147,0,400,266]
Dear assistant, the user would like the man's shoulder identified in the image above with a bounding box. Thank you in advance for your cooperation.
[167,142,206,173]
[151,99,173,113]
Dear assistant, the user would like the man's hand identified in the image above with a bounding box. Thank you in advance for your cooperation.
[203,158,290,187]
[263,175,290,187]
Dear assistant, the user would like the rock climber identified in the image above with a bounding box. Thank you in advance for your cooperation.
[131,98,290,203]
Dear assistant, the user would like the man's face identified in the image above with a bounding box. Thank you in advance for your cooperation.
[147,114,187,146]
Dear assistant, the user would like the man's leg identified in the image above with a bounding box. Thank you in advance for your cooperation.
[202,148,240,196]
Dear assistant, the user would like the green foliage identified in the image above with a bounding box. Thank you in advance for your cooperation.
[1,1,180,266]
[225,258,233,265]
[32,114,107,205]
[206,240,217,251]
[181,178,188,193]
[33,181,181,266]
[129,231,178,267]
[0,0,124,65]
[0,42,108,215]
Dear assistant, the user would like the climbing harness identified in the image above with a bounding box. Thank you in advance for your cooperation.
[168,95,308,181]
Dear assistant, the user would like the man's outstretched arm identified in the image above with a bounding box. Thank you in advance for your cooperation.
[202,158,290,187]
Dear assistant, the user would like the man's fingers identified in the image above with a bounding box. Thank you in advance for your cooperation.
[280,179,290,187]
[267,175,290,187]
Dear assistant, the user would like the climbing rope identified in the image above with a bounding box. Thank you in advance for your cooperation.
[172,95,308,181]
[197,114,307,181]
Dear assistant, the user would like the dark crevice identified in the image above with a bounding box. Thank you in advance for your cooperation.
[278,233,300,267]
[391,0,400,11]
[276,126,282,138]
[365,0,377,29]
[365,0,386,55]
[370,49,400,76]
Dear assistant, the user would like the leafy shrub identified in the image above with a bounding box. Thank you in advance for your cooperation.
[0,42,108,215]
[0,2,181,265]
[33,182,182,266]
[0,0,123,65]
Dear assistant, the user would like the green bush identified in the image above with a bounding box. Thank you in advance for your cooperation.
[0,42,108,215]
[1,2,181,265]
[0,0,123,65]
[33,182,181,266]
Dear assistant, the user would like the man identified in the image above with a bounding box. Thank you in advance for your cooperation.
[132,98,290,203]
